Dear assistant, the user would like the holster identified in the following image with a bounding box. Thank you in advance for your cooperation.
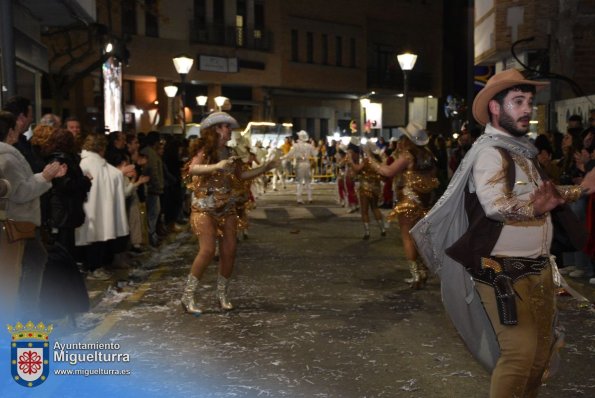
[493,273,517,325]
[477,256,549,326]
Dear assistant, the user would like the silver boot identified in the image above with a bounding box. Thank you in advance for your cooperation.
[409,260,428,290]
[181,274,202,316]
[217,275,234,311]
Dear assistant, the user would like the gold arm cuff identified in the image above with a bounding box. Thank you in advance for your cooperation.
[556,185,585,202]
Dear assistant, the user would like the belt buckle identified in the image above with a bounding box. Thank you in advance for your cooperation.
[481,257,503,273]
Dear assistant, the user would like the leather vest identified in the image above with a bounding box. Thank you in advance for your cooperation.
[445,148,586,274]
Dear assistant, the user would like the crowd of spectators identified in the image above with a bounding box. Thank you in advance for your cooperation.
[0,96,190,326]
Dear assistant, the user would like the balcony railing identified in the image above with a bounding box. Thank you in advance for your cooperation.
[189,21,272,51]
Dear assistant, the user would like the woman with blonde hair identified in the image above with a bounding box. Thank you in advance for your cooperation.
[181,112,278,315]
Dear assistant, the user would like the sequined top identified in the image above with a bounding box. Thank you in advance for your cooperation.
[391,148,439,221]
[187,161,237,219]
[357,159,382,198]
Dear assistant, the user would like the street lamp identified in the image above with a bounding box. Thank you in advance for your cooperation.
[196,95,208,118]
[214,96,227,111]
[172,54,194,130]
[397,52,417,125]
[164,84,178,125]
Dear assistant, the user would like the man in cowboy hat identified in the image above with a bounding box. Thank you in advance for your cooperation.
[411,69,595,397]
[281,130,318,204]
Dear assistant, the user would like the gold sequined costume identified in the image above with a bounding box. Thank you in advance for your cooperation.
[186,163,237,237]
[355,157,386,237]
[232,160,255,232]
[389,149,439,223]
[358,159,383,199]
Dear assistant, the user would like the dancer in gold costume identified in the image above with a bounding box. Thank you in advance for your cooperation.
[231,134,256,240]
[347,141,386,239]
[368,122,438,289]
[181,112,278,315]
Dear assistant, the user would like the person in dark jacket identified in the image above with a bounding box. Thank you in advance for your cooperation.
[40,128,91,255]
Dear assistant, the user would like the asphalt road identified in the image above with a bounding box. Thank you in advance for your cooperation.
[47,182,595,397]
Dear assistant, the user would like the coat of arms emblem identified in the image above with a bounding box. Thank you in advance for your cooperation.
[7,321,53,387]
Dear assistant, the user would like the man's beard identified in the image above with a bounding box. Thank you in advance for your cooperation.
[498,111,529,137]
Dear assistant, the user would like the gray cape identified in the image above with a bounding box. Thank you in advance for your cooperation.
[410,127,537,371]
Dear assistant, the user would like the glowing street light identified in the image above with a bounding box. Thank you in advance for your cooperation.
[164,85,178,98]
[196,95,208,118]
[172,54,194,131]
[397,52,418,125]
[214,96,227,111]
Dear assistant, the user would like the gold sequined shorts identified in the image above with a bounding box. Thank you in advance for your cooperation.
[190,210,237,238]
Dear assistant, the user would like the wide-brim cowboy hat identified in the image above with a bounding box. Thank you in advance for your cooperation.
[297,130,309,142]
[472,68,549,126]
[402,121,429,146]
[200,111,239,130]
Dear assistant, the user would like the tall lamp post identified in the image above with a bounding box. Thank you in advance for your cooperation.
[163,84,178,126]
[196,95,208,119]
[214,96,227,111]
[172,54,194,131]
[397,52,417,125]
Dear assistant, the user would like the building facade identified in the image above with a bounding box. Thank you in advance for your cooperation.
[474,0,595,133]
[42,0,445,138]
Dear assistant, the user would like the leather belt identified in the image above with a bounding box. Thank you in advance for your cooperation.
[476,256,550,326]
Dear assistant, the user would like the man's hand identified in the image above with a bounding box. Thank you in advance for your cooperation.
[531,181,565,216]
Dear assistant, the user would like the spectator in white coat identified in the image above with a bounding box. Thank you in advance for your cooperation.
[75,134,129,280]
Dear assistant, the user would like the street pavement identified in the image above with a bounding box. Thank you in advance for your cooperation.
[66,182,595,397]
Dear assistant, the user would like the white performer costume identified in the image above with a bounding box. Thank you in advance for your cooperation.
[267,145,285,190]
[282,130,318,203]
[252,141,268,196]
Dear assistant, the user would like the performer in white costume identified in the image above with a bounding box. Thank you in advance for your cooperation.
[267,144,285,191]
[282,130,318,204]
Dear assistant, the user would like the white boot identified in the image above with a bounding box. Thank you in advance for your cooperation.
[217,275,234,310]
[377,218,386,237]
[297,183,304,204]
[181,274,202,316]
[363,223,370,240]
